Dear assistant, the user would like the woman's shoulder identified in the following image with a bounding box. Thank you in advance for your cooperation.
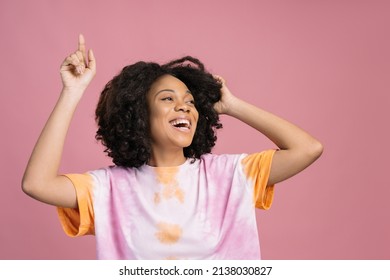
[87,165,135,178]
[199,153,247,168]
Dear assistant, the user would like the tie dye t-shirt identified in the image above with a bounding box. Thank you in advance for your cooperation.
[57,150,276,259]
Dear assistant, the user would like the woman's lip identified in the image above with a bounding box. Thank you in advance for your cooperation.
[170,123,191,132]
[169,117,192,125]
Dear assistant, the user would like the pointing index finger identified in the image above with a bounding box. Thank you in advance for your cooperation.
[78,34,87,64]
[78,34,86,52]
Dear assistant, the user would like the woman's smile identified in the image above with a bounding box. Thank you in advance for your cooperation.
[169,116,192,132]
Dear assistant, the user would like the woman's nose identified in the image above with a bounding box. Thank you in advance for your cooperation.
[174,100,190,112]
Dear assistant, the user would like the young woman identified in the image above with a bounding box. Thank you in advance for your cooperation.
[22,35,323,259]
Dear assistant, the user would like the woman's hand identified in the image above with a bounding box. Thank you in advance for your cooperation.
[213,75,237,115]
[60,34,96,92]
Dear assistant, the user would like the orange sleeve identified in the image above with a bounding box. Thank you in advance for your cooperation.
[57,173,95,237]
[241,150,276,210]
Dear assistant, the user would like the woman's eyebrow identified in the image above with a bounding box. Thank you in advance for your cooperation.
[155,89,174,96]
[155,89,192,96]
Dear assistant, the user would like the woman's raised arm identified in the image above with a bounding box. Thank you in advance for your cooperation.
[22,35,96,208]
[213,76,323,185]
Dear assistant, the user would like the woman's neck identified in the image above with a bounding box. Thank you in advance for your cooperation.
[148,147,187,167]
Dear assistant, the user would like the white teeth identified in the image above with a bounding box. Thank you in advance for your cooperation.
[170,119,190,128]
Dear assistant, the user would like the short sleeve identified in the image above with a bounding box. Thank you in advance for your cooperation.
[57,173,95,237]
[241,150,276,210]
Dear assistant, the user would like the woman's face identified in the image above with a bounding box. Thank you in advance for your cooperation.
[147,74,199,151]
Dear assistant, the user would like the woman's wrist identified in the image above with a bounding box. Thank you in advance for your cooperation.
[59,86,85,106]
[222,95,243,116]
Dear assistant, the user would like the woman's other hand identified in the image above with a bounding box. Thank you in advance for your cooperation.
[213,75,236,115]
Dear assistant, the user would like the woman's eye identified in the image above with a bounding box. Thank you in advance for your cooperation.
[187,100,195,105]
[162,97,173,101]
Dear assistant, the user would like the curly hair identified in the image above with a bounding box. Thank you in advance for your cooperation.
[95,56,223,168]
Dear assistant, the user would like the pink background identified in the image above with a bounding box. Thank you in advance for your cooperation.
[1,0,389,259]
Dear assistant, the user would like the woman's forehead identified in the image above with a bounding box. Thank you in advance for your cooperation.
[149,74,190,95]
